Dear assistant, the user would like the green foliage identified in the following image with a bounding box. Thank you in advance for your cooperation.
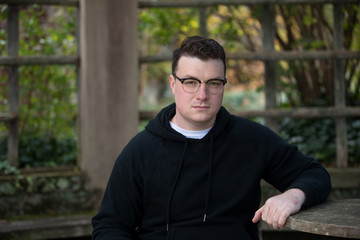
[279,118,360,166]
[347,119,360,165]
[279,118,336,165]
[208,5,262,52]
[19,5,76,56]
[0,160,21,175]
[18,65,77,138]
[18,134,77,167]
[276,4,360,107]
[223,90,263,111]
[0,134,77,168]
[138,7,198,48]
[0,5,77,168]
[0,161,24,197]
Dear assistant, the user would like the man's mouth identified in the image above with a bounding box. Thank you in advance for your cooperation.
[193,105,210,110]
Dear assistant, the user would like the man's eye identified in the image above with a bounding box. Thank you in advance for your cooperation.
[184,80,199,86]
[208,80,222,87]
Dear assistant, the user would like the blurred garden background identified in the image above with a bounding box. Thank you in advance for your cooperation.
[1,3,359,171]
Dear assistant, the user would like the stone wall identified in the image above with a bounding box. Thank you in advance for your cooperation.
[0,170,100,219]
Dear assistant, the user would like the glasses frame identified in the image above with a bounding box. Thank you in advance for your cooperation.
[172,73,227,94]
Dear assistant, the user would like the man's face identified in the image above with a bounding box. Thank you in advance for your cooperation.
[170,56,225,131]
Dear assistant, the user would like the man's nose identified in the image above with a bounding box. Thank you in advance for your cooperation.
[196,82,208,99]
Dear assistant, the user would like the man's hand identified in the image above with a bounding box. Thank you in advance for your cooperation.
[252,188,306,229]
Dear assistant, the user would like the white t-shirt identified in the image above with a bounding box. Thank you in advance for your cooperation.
[170,121,212,139]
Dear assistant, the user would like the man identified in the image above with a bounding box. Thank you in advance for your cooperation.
[92,36,331,240]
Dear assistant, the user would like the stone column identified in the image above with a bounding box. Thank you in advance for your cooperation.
[80,0,138,192]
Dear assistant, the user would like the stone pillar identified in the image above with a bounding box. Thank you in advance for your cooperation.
[80,0,138,192]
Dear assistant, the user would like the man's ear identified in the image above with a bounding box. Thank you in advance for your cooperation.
[169,74,176,95]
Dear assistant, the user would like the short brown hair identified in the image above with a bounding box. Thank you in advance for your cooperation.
[172,36,226,75]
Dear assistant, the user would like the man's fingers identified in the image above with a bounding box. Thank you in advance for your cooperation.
[254,189,305,229]
[252,201,293,229]
[262,205,270,222]
[278,208,291,228]
[271,208,281,229]
[254,203,289,229]
[252,206,264,223]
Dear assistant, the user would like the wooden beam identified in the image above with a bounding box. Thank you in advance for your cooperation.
[227,50,360,60]
[80,0,139,193]
[1,50,357,66]
[138,0,360,8]
[0,215,92,239]
[139,50,360,63]
[333,4,348,168]
[262,3,278,131]
[139,107,360,120]
[0,113,18,121]
[0,56,79,66]
[1,0,359,8]
[7,5,19,168]
[231,107,360,118]
[1,0,358,7]
[0,0,79,6]
[0,166,79,181]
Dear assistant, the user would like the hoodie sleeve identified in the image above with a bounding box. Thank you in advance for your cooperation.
[92,141,143,240]
[285,159,332,208]
[258,126,332,208]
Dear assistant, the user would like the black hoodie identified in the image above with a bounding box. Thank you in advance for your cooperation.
[92,103,331,240]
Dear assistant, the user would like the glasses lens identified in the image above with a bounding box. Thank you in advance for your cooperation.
[207,80,224,93]
[183,79,200,93]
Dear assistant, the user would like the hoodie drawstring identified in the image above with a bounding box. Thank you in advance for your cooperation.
[203,136,214,222]
[166,137,215,231]
[166,140,188,231]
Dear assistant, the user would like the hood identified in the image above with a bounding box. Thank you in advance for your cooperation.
[145,103,232,141]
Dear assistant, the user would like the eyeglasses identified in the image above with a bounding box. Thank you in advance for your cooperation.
[173,74,227,94]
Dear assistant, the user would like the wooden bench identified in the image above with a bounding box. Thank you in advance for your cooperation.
[0,215,92,240]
